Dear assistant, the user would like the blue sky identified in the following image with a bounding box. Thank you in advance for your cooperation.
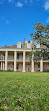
[0,0,49,46]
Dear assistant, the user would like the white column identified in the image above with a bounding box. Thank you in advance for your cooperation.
[40,59,43,72]
[22,51,25,72]
[14,51,17,71]
[1,62,2,70]
[5,51,8,71]
[31,54,34,72]
[3,62,4,71]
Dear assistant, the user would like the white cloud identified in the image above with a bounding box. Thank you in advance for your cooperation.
[8,0,12,3]
[0,0,13,5]
[44,0,49,10]
[46,18,49,23]
[15,1,24,7]
[0,1,2,5]
[8,0,14,3]
[24,0,27,4]
[0,16,10,25]
[0,0,41,7]
[0,0,4,5]
[30,0,33,3]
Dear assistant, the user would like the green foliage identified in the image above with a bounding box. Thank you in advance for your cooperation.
[30,22,49,61]
[0,72,49,111]
[33,23,49,46]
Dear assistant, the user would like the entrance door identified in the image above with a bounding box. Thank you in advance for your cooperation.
[26,66,30,72]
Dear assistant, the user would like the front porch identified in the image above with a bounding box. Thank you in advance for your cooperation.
[0,61,49,72]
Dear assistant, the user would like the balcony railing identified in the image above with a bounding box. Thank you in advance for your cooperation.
[8,58,30,62]
[17,58,30,62]
[8,57,14,60]
[17,58,23,62]
[25,58,30,62]
[43,60,49,62]
[0,57,5,60]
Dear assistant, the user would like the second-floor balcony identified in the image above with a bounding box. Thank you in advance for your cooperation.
[0,57,5,61]
[25,58,30,62]
[17,58,30,62]
[8,57,14,61]
[17,58,23,62]
[0,56,30,62]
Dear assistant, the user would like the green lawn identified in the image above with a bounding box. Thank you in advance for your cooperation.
[0,72,49,111]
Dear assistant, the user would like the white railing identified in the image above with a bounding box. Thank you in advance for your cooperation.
[17,58,23,61]
[0,57,5,60]
[8,57,14,60]
[16,58,30,62]
[25,58,30,62]
[43,60,49,62]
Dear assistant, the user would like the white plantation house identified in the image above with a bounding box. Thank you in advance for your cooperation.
[0,38,49,72]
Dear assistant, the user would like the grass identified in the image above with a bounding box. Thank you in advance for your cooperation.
[0,72,49,111]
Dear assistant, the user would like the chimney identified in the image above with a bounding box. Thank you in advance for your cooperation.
[24,38,25,45]
[32,38,34,45]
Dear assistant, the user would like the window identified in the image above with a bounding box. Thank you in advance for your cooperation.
[17,54,19,59]
[16,64,19,70]
[38,64,40,68]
